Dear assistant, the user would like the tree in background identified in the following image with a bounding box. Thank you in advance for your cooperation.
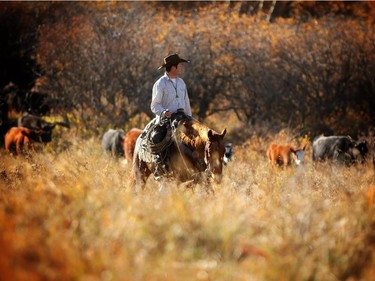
[0,3,42,89]
[2,1,374,138]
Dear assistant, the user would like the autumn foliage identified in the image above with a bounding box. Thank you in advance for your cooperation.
[1,1,370,138]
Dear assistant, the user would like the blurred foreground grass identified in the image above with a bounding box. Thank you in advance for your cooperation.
[1,137,375,281]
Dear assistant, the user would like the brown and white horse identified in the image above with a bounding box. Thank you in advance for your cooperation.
[131,119,227,190]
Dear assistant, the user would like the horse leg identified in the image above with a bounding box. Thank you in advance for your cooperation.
[24,136,33,153]
[135,173,148,192]
[158,178,168,194]
[130,156,148,193]
[129,169,139,194]
[16,136,24,155]
[130,170,148,193]
[282,153,289,169]
[204,178,215,195]
[179,179,195,190]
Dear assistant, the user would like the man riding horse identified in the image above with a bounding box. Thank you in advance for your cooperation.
[149,53,192,179]
[133,115,227,190]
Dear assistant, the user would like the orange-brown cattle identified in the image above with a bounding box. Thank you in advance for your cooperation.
[4,127,41,154]
[123,128,142,163]
[267,143,306,168]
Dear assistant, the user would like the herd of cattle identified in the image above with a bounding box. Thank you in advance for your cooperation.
[0,107,372,171]
[267,135,370,168]
[101,128,372,169]
[1,118,373,170]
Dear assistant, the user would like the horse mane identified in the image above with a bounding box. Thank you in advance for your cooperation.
[175,119,215,151]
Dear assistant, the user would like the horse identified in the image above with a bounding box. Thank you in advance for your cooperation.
[123,128,142,163]
[131,118,227,191]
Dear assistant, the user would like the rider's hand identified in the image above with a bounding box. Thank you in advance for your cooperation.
[164,110,172,118]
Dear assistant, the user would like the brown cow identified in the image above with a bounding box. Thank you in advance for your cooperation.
[123,128,142,163]
[267,143,306,168]
[4,127,42,154]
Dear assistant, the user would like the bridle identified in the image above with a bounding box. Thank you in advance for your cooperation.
[204,140,213,177]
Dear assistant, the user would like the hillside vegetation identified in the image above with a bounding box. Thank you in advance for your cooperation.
[1,2,374,138]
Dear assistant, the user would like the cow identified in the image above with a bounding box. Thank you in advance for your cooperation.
[18,113,70,143]
[267,143,306,168]
[123,128,142,163]
[357,135,375,171]
[102,129,125,157]
[224,143,234,165]
[4,127,42,154]
[312,135,368,165]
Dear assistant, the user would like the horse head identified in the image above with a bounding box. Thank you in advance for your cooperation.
[204,128,227,183]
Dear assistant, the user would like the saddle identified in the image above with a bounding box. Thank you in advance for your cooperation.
[138,109,190,163]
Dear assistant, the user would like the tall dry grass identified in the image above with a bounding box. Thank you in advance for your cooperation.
[1,134,375,281]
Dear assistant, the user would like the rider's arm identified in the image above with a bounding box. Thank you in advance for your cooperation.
[151,81,166,116]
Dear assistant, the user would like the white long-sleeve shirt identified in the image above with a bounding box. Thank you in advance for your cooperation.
[151,73,192,119]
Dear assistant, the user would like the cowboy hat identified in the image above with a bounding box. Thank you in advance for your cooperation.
[158,53,190,70]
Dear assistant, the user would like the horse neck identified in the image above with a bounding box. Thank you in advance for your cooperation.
[177,121,210,153]
[177,133,206,154]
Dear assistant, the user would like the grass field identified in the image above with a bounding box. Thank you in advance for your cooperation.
[1,135,375,281]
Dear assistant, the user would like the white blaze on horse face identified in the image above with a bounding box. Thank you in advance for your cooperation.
[295,150,305,165]
[210,151,223,183]
[213,156,221,169]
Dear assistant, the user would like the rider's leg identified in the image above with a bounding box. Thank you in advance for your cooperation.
[154,154,165,180]
[150,125,167,144]
[150,124,169,180]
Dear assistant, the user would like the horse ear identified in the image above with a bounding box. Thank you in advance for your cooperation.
[208,129,214,139]
[220,128,227,138]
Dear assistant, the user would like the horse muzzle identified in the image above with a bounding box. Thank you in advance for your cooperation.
[205,168,212,178]
[205,167,223,183]
[212,173,222,183]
